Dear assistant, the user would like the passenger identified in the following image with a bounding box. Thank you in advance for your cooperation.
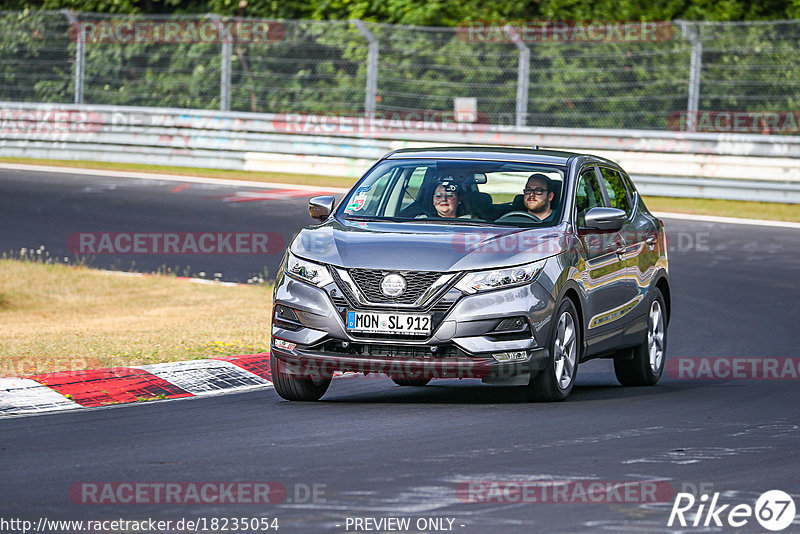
[432,183,460,218]
[431,181,474,218]
[522,173,557,222]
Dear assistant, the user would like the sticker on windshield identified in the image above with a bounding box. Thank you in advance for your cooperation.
[345,186,370,212]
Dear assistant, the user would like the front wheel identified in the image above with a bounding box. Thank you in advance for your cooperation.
[270,355,331,401]
[614,288,667,386]
[522,298,580,402]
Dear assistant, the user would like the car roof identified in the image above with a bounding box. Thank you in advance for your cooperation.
[385,146,583,166]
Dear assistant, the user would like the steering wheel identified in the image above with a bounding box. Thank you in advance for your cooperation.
[495,210,543,223]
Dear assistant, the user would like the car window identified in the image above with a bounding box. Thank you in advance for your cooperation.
[575,166,604,227]
[599,167,632,215]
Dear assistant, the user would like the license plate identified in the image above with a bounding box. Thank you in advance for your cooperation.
[346,311,432,335]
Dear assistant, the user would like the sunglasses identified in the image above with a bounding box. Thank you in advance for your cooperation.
[434,192,457,200]
[523,187,548,197]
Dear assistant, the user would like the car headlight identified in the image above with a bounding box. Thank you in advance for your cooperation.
[285,252,333,287]
[455,261,544,294]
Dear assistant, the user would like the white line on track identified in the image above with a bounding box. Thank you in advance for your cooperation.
[0,163,350,193]
[652,211,800,229]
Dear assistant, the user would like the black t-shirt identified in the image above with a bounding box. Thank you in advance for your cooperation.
[528,209,557,223]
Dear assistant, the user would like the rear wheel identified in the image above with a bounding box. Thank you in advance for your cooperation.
[614,288,667,386]
[522,298,580,402]
[390,376,431,387]
[270,355,331,401]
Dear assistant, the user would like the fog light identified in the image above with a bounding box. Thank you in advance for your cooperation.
[275,304,300,322]
[274,338,296,351]
[492,351,528,362]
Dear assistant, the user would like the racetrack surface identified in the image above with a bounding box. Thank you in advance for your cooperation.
[1,168,799,533]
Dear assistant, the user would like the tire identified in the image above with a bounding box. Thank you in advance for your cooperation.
[270,354,331,401]
[614,288,667,386]
[390,376,432,387]
[522,298,580,402]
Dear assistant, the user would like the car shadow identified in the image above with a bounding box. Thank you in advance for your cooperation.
[315,375,709,405]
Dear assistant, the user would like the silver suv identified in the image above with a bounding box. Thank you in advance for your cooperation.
[270,147,670,401]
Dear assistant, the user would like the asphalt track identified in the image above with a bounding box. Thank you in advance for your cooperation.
[1,168,799,533]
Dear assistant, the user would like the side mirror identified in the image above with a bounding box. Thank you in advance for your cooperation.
[309,195,335,221]
[582,207,627,231]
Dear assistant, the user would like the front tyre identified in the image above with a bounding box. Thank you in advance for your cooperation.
[614,288,667,386]
[270,354,331,401]
[522,299,580,402]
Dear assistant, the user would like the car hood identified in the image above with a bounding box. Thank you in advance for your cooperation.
[290,218,572,272]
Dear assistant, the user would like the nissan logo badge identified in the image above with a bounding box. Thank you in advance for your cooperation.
[380,273,407,297]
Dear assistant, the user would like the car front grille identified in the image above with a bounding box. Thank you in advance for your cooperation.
[319,341,463,359]
[326,273,461,341]
[348,268,443,305]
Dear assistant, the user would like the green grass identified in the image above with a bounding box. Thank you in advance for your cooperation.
[643,196,800,222]
[0,258,272,377]
[2,157,798,222]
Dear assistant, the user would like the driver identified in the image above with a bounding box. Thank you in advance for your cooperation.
[522,174,557,223]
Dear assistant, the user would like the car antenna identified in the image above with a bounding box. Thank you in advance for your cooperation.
[531,145,540,150]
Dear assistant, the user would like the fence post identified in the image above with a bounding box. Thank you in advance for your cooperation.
[677,20,702,132]
[210,14,232,112]
[503,25,530,129]
[60,9,85,105]
[514,40,530,129]
[352,20,378,118]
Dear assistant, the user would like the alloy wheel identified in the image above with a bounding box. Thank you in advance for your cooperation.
[553,311,577,389]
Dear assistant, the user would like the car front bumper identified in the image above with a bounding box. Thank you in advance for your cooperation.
[271,271,556,383]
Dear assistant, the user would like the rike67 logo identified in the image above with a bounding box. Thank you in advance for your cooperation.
[668,490,796,531]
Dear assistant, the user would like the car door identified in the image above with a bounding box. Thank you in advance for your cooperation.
[574,165,633,355]
[596,166,648,343]
[600,167,662,344]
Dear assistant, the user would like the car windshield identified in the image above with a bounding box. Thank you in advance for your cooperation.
[337,159,568,227]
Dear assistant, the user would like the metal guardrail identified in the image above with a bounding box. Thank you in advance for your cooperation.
[1,102,799,203]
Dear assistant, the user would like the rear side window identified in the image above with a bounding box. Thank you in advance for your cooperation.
[599,167,631,214]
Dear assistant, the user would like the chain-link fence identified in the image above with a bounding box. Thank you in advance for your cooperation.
[2,11,799,132]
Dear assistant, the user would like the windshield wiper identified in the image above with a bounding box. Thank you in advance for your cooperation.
[402,219,494,226]
[343,215,395,222]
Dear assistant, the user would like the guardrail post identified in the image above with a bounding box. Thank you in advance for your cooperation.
[210,14,232,111]
[60,9,85,105]
[677,20,702,132]
[351,20,378,118]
